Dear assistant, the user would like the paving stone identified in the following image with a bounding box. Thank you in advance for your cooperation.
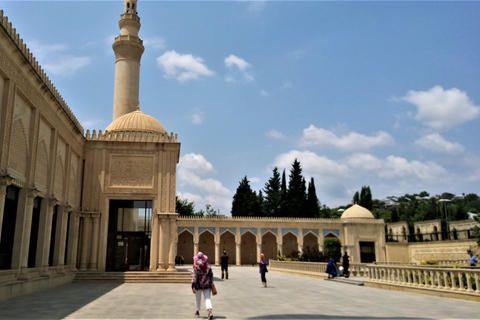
[0,266,478,319]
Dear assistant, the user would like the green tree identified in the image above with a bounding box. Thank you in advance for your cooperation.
[323,237,342,262]
[176,198,195,216]
[262,167,282,217]
[279,169,289,217]
[353,191,360,205]
[231,176,260,217]
[306,177,320,218]
[359,186,373,210]
[287,159,306,217]
[204,204,219,217]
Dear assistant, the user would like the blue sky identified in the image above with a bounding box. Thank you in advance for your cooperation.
[3,0,479,216]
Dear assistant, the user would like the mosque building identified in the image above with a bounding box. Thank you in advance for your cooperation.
[0,0,385,300]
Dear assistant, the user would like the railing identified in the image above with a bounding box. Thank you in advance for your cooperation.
[373,261,417,265]
[367,264,480,295]
[387,230,475,243]
[270,260,368,277]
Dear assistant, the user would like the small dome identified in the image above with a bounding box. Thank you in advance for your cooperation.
[341,204,374,219]
[105,110,167,133]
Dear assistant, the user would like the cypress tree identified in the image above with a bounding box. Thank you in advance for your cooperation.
[287,159,306,217]
[306,177,320,218]
[263,167,282,217]
[231,176,259,217]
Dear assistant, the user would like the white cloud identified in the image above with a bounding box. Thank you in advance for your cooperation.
[224,54,254,82]
[190,107,204,125]
[157,50,214,82]
[179,153,215,175]
[143,37,166,50]
[178,168,230,196]
[266,129,285,139]
[177,154,232,214]
[346,153,449,182]
[273,150,350,178]
[28,41,91,76]
[261,90,268,96]
[300,125,394,151]
[414,133,465,154]
[402,86,480,130]
[225,54,250,71]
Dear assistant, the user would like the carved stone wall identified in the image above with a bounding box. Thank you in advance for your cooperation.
[110,155,153,187]
[409,240,476,263]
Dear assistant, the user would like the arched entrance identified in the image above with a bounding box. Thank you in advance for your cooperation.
[220,231,236,265]
[177,230,194,265]
[303,232,318,251]
[282,232,298,258]
[241,231,256,265]
[261,231,277,261]
[199,231,215,262]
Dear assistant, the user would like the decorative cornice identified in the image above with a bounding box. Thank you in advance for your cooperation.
[85,129,178,143]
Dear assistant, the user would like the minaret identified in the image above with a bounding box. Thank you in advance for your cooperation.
[112,0,145,121]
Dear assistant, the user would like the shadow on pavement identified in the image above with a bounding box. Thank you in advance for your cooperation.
[247,315,431,320]
[0,283,122,319]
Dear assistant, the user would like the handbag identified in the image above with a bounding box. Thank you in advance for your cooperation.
[211,282,217,295]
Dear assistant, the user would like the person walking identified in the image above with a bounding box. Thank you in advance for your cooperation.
[259,253,268,287]
[341,251,350,278]
[192,252,214,319]
[469,252,478,266]
[220,250,229,280]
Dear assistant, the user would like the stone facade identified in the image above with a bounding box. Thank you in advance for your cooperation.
[177,214,386,266]
[0,2,387,301]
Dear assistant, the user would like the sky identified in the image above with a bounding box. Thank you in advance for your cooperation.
[2,0,479,216]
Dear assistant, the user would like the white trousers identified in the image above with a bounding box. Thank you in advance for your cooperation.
[195,289,212,311]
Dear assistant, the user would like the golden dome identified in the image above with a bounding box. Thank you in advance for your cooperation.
[341,204,374,219]
[105,110,167,133]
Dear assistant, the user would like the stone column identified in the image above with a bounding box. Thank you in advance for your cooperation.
[257,243,262,263]
[89,213,100,271]
[68,211,81,271]
[215,241,220,266]
[17,189,38,279]
[150,209,158,271]
[277,242,283,255]
[236,242,241,266]
[158,215,169,271]
[39,198,58,276]
[79,214,91,272]
[167,214,177,271]
[194,242,199,258]
[56,206,73,274]
[0,176,12,241]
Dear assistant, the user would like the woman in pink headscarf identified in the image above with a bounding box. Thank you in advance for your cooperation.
[191,252,214,319]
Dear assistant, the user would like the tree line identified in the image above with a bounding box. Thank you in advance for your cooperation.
[231,159,322,218]
[176,158,480,227]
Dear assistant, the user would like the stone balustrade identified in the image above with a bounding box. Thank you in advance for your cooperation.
[367,264,480,297]
[269,260,368,277]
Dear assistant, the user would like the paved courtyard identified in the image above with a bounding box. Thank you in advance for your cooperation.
[0,266,478,320]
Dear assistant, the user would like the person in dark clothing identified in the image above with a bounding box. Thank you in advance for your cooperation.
[341,251,350,278]
[325,258,338,279]
[259,253,268,287]
[220,250,229,280]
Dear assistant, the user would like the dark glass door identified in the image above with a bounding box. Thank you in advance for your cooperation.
[114,232,147,271]
[107,200,152,271]
[359,241,376,263]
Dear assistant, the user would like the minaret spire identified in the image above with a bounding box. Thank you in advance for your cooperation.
[112,0,144,121]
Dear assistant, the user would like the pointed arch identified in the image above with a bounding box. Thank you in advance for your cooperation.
[8,118,28,175]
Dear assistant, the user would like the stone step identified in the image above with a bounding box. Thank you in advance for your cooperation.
[324,277,365,286]
[73,271,192,283]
